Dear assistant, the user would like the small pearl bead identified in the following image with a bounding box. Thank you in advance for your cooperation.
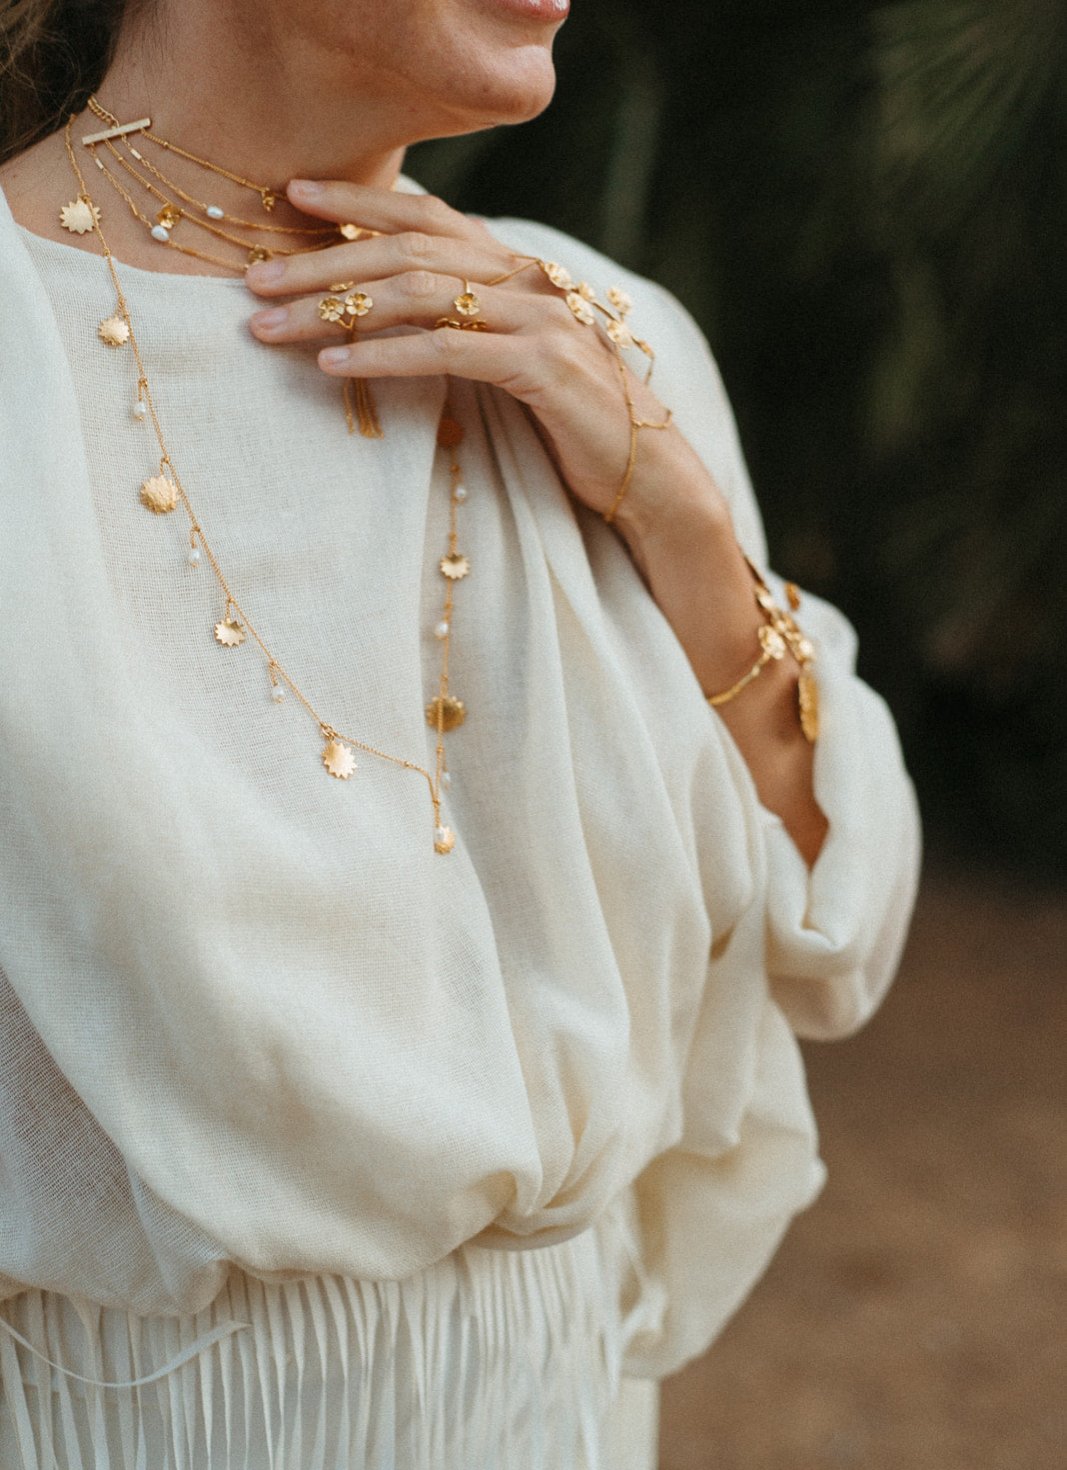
[187,546,201,566]
[454,484,468,503]
[150,224,170,243]
[132,399,147,421]
[434,620,450,639]
[206,205,225,220]
[271,685,286,703]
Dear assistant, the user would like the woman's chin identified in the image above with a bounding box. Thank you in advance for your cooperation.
[442,53,558,131]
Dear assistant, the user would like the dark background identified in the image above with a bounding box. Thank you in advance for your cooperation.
[412,0,1067,880]
[413,8,1067,1462]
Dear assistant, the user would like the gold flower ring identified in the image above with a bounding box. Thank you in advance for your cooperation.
[452,280,482,319]
[318,290,374,328]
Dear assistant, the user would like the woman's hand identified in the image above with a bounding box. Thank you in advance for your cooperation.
[246,178,828,863]
[245,178,725,537]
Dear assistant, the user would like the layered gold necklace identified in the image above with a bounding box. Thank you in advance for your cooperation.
[61,112,467,856]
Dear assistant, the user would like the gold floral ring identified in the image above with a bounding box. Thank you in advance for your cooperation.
[318,290,374,328]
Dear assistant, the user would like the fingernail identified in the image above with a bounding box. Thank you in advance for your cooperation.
[251,307,287,329]
[319,347,350,367]
[247,260,285,285]
[290,179,324,199]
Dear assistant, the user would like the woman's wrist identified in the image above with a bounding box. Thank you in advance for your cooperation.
[611,439,829,865]
[609,432,768,691]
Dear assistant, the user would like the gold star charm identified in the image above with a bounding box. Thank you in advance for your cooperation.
[440,553,470,580]
[98,314,130,347]
[139,474,178,514]
[60,198,100,234]
[425,695,467,731]
[322,738,357,779]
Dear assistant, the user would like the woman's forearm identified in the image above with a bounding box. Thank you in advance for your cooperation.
[612,430,829,866]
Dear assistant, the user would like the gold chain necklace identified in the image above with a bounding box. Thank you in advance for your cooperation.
[83,96,368,268]
[62,117,465,856]
[86,95,336,237]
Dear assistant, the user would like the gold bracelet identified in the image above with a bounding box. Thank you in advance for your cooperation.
[705,559,820,742]
[706,623,788,705]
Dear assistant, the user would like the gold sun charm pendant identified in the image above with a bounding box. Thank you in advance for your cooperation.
[439,553,470,581]
[425,695,467,732]
[214,614,247,647]
[98,314,130,348]
[322,736,357,779]
[60,198,100,234]
[139,473,178,514]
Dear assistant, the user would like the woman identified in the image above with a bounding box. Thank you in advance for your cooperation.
[0,0,921,1466]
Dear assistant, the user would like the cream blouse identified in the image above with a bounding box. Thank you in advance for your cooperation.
[0,183,920,1390]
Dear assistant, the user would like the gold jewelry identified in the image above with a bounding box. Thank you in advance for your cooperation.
[452,281,482,318]
[318,290,373,326]
[316,291,380,436]
[706,623,787,706]
[602,360,673,526]
[433,316,490,333]
[83,97,364,271]
[87,95,285,213]
[63,117,468,854]
[706,557,820,742]
[492,256,671,525]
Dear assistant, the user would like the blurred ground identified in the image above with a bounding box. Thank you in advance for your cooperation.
[658,864,1067,1470]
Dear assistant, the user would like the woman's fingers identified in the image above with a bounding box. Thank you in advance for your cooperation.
[315,326,547,393]
[284,177,487,243]
[245,231,538,301]
[250,272,574,346]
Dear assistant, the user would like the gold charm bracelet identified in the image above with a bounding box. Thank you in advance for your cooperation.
[706,558,820,743]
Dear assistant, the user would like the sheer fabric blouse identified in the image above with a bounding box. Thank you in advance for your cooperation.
[0,184,921,1384]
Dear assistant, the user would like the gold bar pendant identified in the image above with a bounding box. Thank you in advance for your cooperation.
[81,118,152,146]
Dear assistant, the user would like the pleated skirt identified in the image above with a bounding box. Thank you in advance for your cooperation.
[0,1202,662,1470]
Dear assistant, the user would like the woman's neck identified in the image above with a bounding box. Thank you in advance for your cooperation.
[0,4,410,276]
[97,6,408,225]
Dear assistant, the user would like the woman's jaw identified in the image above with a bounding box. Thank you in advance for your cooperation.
[97,0,569,198]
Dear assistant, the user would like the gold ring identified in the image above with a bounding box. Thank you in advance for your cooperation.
[434,316,489,332]
[343,291,374,320]
[452,280,482,318]
[318,294,348,324]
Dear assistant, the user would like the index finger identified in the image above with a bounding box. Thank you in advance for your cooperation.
[287,178,479,243]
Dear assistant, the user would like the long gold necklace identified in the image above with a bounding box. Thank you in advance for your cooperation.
[62,117,465,856]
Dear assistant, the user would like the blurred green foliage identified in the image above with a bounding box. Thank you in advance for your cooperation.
[412,0,1067,877]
